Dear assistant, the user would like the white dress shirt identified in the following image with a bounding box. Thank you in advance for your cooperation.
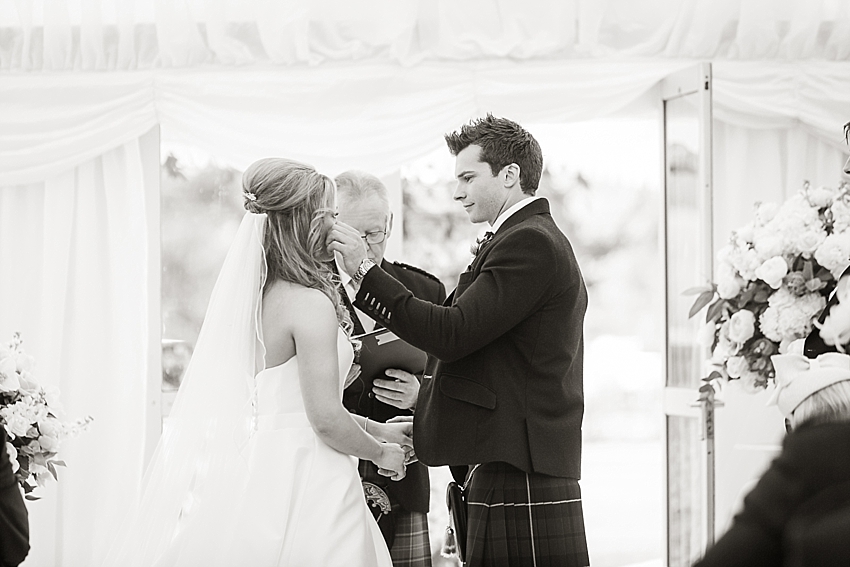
[336,256,375,333]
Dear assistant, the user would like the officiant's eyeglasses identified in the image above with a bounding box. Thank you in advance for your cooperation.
[360,230,388,245]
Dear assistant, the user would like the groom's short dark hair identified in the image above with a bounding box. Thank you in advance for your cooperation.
[445,114,543,195]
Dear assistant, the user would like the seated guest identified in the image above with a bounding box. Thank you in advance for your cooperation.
[693,348,850,566]
[0,428,29,567]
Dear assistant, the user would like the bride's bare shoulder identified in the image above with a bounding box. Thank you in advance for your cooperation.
[263,280,335,323]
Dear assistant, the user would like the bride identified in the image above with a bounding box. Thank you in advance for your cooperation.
[103,158,408,566]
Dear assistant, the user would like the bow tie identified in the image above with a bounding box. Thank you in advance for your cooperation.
[470,231,495,257]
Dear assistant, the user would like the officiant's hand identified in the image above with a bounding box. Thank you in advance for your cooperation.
[373,369,419,410]
[327,221,368,277]
[375,443,406,481]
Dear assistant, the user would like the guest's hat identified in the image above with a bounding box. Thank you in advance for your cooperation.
[768,353,850,418]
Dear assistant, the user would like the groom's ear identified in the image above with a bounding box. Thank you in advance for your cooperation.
[502,163,521,189]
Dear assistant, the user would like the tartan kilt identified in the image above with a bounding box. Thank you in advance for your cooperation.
[465,462,589,567]
[359,460,432,567]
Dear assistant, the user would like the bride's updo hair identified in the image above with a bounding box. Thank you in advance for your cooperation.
[242,158,352,334]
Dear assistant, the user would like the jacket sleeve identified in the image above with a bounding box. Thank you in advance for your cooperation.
[355,227,559,362]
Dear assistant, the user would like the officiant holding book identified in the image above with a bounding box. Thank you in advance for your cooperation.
[334,170,446,567]
[330,115,590,567]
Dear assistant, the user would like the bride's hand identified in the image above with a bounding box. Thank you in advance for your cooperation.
[374,443,406,481]
[370,420,413,447]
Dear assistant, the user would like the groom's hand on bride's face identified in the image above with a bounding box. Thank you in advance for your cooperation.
[326,221,368,276]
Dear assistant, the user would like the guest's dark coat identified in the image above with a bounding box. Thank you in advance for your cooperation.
[695,421,850,567]
[342,259,446,514]
[0,429,28,567]
[354,199,587,479]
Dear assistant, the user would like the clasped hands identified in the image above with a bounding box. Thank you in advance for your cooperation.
[370,416,416,481]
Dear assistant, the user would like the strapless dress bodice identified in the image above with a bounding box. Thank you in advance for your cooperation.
[253,328,354,420]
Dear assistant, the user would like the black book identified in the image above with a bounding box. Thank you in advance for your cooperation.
[354,328,427,392]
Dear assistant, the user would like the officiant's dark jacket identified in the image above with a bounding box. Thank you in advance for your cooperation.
[342,259,446,514]
[354,198,587,479]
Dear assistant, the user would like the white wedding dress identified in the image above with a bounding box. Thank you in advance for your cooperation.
[103,213,391,567]
[155,330,392,567]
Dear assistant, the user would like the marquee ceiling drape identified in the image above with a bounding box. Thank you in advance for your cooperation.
[2,0,849,184]
[2,0,850,71]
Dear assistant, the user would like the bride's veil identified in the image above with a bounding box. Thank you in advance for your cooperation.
[103,212,268,567]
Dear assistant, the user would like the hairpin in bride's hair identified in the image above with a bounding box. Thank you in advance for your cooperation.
[243,191,264,214]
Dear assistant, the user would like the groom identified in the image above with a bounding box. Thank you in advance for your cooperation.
[330,115,590,566]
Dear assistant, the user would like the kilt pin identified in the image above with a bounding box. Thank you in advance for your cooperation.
[354,198,590,566]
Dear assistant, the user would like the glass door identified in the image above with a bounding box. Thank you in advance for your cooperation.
[661,62,714,567]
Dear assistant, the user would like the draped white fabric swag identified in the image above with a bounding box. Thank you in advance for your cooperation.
[2,0,850,71]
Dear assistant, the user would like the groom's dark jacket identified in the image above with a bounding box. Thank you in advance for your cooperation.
[342,259,446,514]
[354,198,587,479]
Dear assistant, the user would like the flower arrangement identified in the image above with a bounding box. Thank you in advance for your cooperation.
[0,333,92,499]
[689,182,850,392]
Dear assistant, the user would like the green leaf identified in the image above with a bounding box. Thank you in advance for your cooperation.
[707,370,723,382]
[705,299,727,324]
[46,462,58,481]
[689,290,716,319]
[738,285,756,306]
[51,460,66,467]
[24,494,40,501]
[683,285,714,296]
[816,268,834,282]
[802,260,814,281]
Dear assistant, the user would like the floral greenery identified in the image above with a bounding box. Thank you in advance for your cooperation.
[0,333,92,500]
[689,182,850,392]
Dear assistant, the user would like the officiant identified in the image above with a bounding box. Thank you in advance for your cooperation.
[334,170,446,567]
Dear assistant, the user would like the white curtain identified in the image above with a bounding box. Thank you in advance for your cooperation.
[0,135,154,567]
[2,0,849,70]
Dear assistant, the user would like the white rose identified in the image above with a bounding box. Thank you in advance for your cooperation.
[754,202,779,226]
[716,261,743,299]
[753,232,785,260]
[718,277,743,300]
[3,415,31,439]
[38,435,59,453]
[831,199,850,232]
[735,223,754,245]
[728,310,756,343]
[754,256,788,289]
[807,186,835,209]
[38,418,62,439]
[815,233,850,274]
[795,228,827,256]
[0,367,20,393]
[725,356,749,379]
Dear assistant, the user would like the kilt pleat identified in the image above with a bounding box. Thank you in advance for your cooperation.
[389,509,432,567]
[465,462,589,567]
